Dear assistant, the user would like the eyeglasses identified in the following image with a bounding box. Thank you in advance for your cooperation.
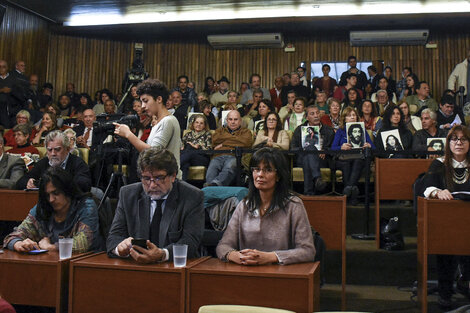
[251,167,277,174]
[450,137,469,143]
[141,175,168,184]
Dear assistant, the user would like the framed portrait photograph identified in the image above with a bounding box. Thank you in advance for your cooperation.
[380,129,404,151]
[426,138,446,159]
[346,122,365,149]
[221,110,230,127]
[186,112,201,129]
[301,126,321,150]
[254,119,264,134]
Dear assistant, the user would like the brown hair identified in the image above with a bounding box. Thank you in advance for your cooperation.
[339,107,359,129]
[444,125,470,190]
[189,114,209,131]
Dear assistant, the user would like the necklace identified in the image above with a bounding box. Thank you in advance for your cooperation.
[453,168,469,184]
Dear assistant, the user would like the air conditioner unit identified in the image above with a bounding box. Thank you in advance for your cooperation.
[207,33,284,49]
[350,30,429,46]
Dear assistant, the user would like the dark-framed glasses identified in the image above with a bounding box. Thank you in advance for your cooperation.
[141,175,168,184]
[450,136,469,143]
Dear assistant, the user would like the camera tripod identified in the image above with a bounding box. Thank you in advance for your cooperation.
[97,148,128,211]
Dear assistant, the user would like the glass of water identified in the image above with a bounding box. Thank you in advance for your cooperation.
[173,244,188,267]
[59,238,73,259]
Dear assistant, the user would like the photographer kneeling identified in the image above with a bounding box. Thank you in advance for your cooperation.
[113,79,182,180]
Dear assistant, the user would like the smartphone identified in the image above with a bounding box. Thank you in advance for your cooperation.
[131,239,147,249]
[28,249,48,255]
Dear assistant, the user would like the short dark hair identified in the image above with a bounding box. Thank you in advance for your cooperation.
[12,123,31,136]
[199,100,211,112]
[348,56,357,62]
[415,81,429,92]
[440,94,455,106]
[177,75,189,82]
[345,72,357,80]
[249,74,261,84]
[100,88,114,100]
[136,79,169,104]
[322,64,331,71]
[367,65,377,73]
[137,148,178,177]
[252,89,263,97]
[403,66,412,73]
[347,123,363,137]
[37,167,86,222]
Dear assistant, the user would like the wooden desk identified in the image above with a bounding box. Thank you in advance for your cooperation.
[375,158,433,248]
[0,190,38,221]
[69,252,208,313]
[417,197,470,313]
[187,258,320,313]
[0,249,82,313]
[300,195,347,310]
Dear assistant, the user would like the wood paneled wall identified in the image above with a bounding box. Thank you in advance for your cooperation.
[0,4,49,84]
[46,31,469,101]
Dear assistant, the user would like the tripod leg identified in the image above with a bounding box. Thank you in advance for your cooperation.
[98,173,117,211]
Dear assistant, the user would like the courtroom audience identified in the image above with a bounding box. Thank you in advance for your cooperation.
[411,108,446,154]
[4,167,100,253]
[284,97,307,132]
[399,73,419,100]
[371,76,397,104]
[320,98,341,131]
[419,125,470,309]
[203,76,216,96]
[210,76,230,107]
[339,56,368,91]
[248,98,275,133]
[359,99,382,136]
[3,110,36,147]
[375,105,413,158]
[216,147,315,265]
[341,88,362,111]
[278,90,296,123]
[398,100,422,134]
[436,94,465,133]
[180,114,212,181]
[32,112,59,145]
[199,100,217,130]
[331,107,375,204]
[383,66,397,93]
[241,74,270,105]
[312,64,337,97]
[6,124,39,156]
[0,134,26,189]
[405,81,438,115]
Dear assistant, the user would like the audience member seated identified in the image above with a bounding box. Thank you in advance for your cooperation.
[180,114,212,181]
[280,72,309,105]
[241,74,270,105]
[203,76,216,97]
[436,94,465,134]
[205,110,253,187]
[375,105,413,158]
[374,89,394,116]
[297,66,310,90]
[171,75,197,110]
[419,125,470,309]
[398,100,422,135]
[320,98,341,132]
[32,112,60,145]
[41,103,64,128]
[331,107,375,204]
[359,99,382,137]
[107,148,204,263]
[383,66,397,93]
[0,134,26,189]
[16,130,92,192]
[399,73,419,100]
[314,90,329,117]
[74,108,97,150]
[3,110,36,147]
[284,97,307,132]
[367,65,379,91]
[339,56,368,91]
[216,147,315,265]
[63,128,82,158]
[291,105,334,195]
[405,81,438,115]
[103,99,116,115]
[172,90,191,132]
[248,98,275,133]
[363,82,374,100]
[243,89,263,120]
[4,167,100,253]
[131,99,152,142]
[64,82,81,109]
[93,89,113,115]
[412,108,446,155]
[6,124,39,156]
[341,88,362,111]
[396,67,412,98]
[37,82,53,111]
[58,94,74,117]
[78,92,94,110]
[269,76,284,111]
[334,72,363,102]
[215,90,243,125]
[199,100,216,130]
[371,76,397,104]
[278,90,296,123]
[210,76,230,107]
[312,63,337,97]
[253,112,289,150]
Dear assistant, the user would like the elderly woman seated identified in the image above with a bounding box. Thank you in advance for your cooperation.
[216,147,315,265]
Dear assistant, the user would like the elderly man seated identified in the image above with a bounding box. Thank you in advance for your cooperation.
[205,110,253,186]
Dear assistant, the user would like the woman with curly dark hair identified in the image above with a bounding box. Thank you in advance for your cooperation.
[216,147,315,265]
[375,105,413,158]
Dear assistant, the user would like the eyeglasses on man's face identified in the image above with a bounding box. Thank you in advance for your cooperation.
[141,174,168,184]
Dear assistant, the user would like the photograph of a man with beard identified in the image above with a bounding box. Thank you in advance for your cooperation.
[346,122,365,149]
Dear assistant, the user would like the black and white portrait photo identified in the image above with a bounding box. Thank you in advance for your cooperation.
[346,122,365,149]
[380,129,404,152]
[301,125,321,150]
[426,138,446,152]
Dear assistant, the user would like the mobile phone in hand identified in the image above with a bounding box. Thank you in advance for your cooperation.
[131,238,147,250]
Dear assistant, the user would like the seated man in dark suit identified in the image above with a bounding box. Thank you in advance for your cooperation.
[107,147,204,264]
[74,108,98,150]
[0,134,26,189]
[15,130,92,192]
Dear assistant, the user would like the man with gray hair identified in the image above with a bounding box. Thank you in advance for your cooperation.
[375,89,393,116]
[107,147,204,263]
[0,134,26,189]
[16,130,91,191]
[411,108,446,155]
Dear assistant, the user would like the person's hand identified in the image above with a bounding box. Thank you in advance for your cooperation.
[437,189,453,200]
[189,142,200,149]
[38,237,55,251]
[39,124,48,133]
[130,240,165,264]
[341,143,352,150]
[266,138,273,147]
[443,123,452,129]
[116,237,133,257]
[319,153,326,160]
[226,250,244,265]
[113,123,132,139]
[26,178,37,189]
[239,249,278,265]
[0,87,11,93]
[214,144,223,150]
[363,142,371,148]
[13,239,39,252]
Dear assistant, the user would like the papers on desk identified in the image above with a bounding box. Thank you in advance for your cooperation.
[451,191,470,200]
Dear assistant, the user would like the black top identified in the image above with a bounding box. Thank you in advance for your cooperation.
[421,159,470,193]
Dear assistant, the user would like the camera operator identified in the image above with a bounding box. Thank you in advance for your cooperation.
[113,79,182,179]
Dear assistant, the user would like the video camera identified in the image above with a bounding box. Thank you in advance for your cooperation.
[93,113,139,137]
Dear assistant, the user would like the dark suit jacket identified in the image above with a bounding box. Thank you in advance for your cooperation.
[73,125,100,148]
[106,180,204,260]
[15,153,92,192]
[0,153,26,189]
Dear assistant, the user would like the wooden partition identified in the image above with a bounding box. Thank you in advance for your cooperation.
[45,32,470,102]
